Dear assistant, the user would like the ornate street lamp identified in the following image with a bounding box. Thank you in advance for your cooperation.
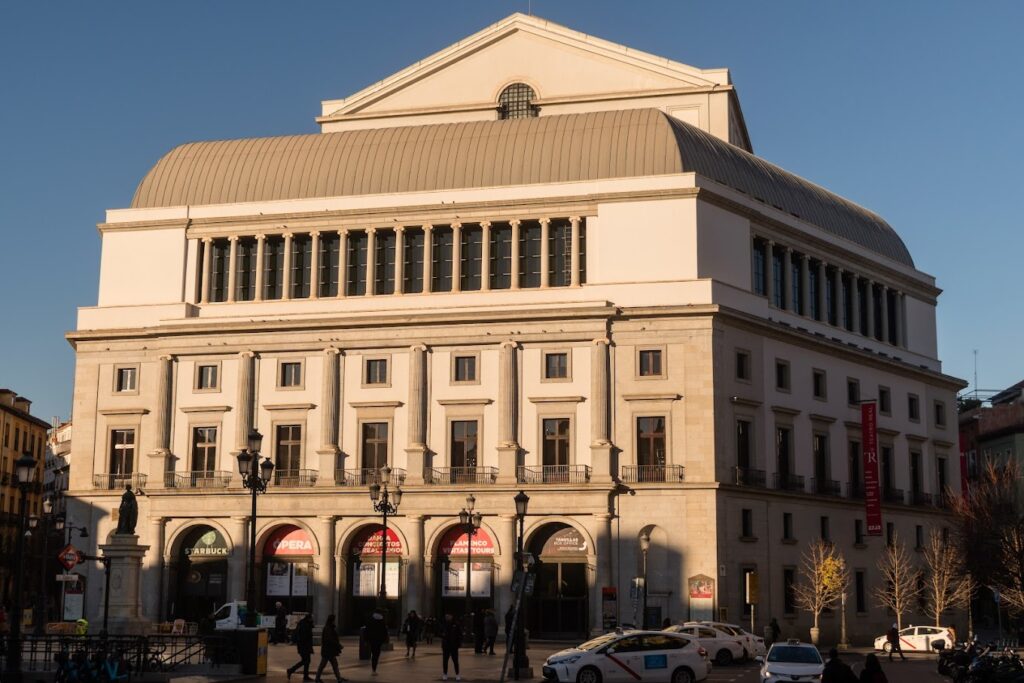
[5,450,38,683]
[512,490,530,679]
[236,429,272,627]
[639,532,651,629]
[369,465,401,608]
[458,494,483,620]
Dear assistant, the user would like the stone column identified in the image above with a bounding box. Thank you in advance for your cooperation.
[850,274,861,334]
[366,228,377,295]
[143,517,166,621]
[422,225,433,293]
[799,255,809,316]
[337,230,349,298]
[406,515,425,613]
[591,339,613,483]
[451,222,462,293]
[497,341,520,484]
[254,234,266,301]
[496,514,518,619]
[228,516,249,606]
[235,352,256,455]
[590,513,614,635]
[405,345,428,484]
[781,248,792,311]
[864,280,875,339]
[282,233,294,300]
[481,221,491,291]
[570,216,581,287]
[816,261,827,322]
[539,218,551,288]
[316,516,336,620]
[394,227,405,295]
[227,236,239,303]
[318,348,342,485]
[764,240,775,307]
[152,355,173,458]
[880,285,890,343]
[200,238,213,304]
[310,231,321,299]
[510,220,521,290]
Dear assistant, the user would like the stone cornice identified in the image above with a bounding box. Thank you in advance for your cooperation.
[263,403,316,411]
[179,405,232,413]
[622,393,681,402]
[527,396,585,404]
[98,408,149,416]
[348,400,403,408]
[438,398,494,406]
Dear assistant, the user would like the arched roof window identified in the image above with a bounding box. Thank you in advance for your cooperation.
[498,83,538,120]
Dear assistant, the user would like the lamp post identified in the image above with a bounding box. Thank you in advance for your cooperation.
[458,494,483,620]
[513,490,529,680]
[29,497,57,631]
[639,532,650,629]
[236,429,273,627]
[369,465,402,609]
[5,450,38,683]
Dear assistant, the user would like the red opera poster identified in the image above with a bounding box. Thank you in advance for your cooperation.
[862,402,883,535]
[352,527,403,557]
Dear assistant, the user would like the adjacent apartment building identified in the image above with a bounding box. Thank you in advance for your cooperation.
[66,14,964,641]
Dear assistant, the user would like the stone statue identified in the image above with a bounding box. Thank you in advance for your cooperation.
[116,485,138,535]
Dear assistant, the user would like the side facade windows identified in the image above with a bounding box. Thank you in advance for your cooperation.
[365,357,390,386]
[195,363,219,391]
[279,360,303,388]
[114,365,138,393]
[637,348,664,378]
[543,351,570,381]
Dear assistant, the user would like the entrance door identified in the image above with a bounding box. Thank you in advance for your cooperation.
[175,526,229,621]
[527,525,589,639]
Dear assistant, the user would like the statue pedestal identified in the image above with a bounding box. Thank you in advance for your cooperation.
[99,534,151,634]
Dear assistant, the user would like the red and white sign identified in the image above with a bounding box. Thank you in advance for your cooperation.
[352,527,402,557]
[264,525,315,556]
[439,527,496,557]
[862,402,883,536]
[58,544,83,571]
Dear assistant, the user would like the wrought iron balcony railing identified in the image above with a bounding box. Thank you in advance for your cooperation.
[773,473,805,492]
[335,467,407,487]
[93,473,148,490]
[910,490,933,507]
[164,470,233,489]
[424,466,499,485]
[847,482,865,499]
[621,464,685,484]
[883,487,906,504]
[274,469,319,487]
[734,466,767,487]
[517,465,592,484]
[811,477,841,496]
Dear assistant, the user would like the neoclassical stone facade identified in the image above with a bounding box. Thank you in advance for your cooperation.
[66,14,963,641]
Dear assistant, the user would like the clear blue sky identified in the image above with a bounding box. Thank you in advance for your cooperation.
[1,1,1021,422]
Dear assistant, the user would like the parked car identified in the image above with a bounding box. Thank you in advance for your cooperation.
[664,623,744,665]
[873,625,954,653]
[696,621,765,658]
[542,630,710,683]
[756,640,824,683]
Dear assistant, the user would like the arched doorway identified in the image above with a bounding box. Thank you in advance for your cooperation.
[435,525,496,622]
[172,526,229,621]
[262,525,314,614]
[527,523,589,640]
[347,526,402,631]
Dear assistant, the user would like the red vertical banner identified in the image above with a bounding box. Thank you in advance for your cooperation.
[862,402,882,535]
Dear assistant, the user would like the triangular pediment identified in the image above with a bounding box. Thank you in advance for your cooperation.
[320,13,732,120]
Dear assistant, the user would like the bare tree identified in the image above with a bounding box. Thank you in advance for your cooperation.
[922,527,968,626]
[996,525,1024,614]
[793,540,847,640]
[875,532,921,629]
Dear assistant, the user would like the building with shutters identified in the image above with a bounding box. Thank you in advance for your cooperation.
[66,13,964,642]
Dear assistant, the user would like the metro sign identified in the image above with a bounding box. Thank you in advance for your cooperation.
[58,544,83,571]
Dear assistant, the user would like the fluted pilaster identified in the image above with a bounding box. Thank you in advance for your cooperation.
[235,352,256,454]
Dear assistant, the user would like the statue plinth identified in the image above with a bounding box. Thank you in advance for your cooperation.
[99,533,151,634]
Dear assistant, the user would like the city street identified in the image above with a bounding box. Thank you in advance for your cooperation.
[265,640,947,682]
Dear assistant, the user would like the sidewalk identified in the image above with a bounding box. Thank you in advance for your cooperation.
[266,637,564,683]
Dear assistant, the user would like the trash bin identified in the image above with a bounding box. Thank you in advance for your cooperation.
[359,626,370,661]
[235,628,270,675]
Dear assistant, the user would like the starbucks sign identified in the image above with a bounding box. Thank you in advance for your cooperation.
[184,529,229,557]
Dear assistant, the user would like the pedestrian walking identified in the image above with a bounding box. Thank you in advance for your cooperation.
[423,615,437,644]
[886,623,906,661]
[314,614,345,683]
[769,617,781,643]
[483,609,499,655]
[274,602,288,644]
[859,653,889,683]
[441,613,462,681]
[401,610,422,658]
[822,648,857,683]
[365,609,389,675]
[286,613,315,681]
[472,609,485,654]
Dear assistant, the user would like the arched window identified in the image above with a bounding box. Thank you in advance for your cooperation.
[497,83,538,120]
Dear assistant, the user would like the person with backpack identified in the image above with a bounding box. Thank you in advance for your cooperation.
[286,613,315,681]
[365,610,389,675]
[441,613,463,681]
[314,614,345,683]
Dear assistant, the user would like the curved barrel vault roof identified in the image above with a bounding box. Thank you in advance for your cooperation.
[131,108,912,266]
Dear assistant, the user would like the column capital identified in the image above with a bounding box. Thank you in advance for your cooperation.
[539,217,551,226]
[451,222,462,230]
[480,220,492,229]
[228,235,239,242]
[157,354,174,362]
[150,516,168,525]
[256,233,267,241]
[394,225,406,233]
[498,513,518,522]
[230,515,250,523]
[406,514,426,523]
[592,337,611,347]
[202,236,213,244]
[500,339,519,350]
[310,230,321,238]
[569,216,581,224]
[594,513,614,522]
[238,350,256,359]
[323,346,342,357]
[421,223,433,231]
[509,219,521,228]
[317,515,337,524]
[283,232,294,240]
[410,343,428,353]
[366,226,377,235]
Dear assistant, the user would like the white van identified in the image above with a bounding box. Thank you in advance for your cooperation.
[212,601,249,630]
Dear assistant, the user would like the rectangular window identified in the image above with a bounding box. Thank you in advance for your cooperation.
[489,224,512,289]
[460,225,483,291]
[783,568,796,614]
[318,232,341,297]
[402,228,425,294]
[638,349,663,377]
[735,350,751,381]
[210,239,230,302]
[115,367,137,393]
[908,394,920,422]
[374,229,396,295]
[279,361,302,388]
[361,422,389,471]
[191,426,218,473]
[263,236,285,300]
[519,221,541,288]
[855,571,867,612]
[196,364,219,390]
[771,247,784,308]
[841,274,853,330]
[820,516,830,541]
[791,255,803,315]
[872,285,883,341]
[450,420,479,469]
[934,400,946,427]
[453,355,477,383]
[827,268,838,325]
[579,221,587,284]
[109,429,136,476]
[544,351,569,380]
[937,457,948,500]
[880,445,893,492]
[813,433,830,484]
[879,386,892,415]
[847,378,860,406]
[736,419,752,470]
[855,519,865,545]
[848,441,863,497]
[915,524,924,549]
[291,235,312,299]
[275,424,302,474]
[775,359,790,391]
[859,281,870,335]
[812,369,827,399]
[809,263,820,320]
[346,231,368,296]
[910,450,922,497]
[431,227,453,292]
[776,427,792,480]
[886,522,895,546]
[542,418,571,468]
[365,358,388,385]
[549,220,572,287]
[741,508,754,538]
[752,239,767,296]
[636,416,666,469]
[236,238,258,301]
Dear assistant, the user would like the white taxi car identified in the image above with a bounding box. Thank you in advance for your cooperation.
[542,630,710,683]
[664,623,744,665]
[696,621,765,658]
[756,640,824,683]
[873,625,954,653]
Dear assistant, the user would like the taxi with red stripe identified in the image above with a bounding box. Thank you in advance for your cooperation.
[542,629,710,683]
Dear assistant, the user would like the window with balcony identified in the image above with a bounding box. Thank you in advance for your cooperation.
[881,445,893,493]
[374,229,397,295]
[542,418,571,469]
[736,419,752,471]
[263,236,285,300]
[636,417,666,472]
[489,223,512,289]
[402,228,425,294]
[361,422,389,471]
[813,433,831,493]
[848,440,863,498]
[776,426,793,486]
[275,424,302,474]
[191,426,218,473]
[450,420,479,469]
